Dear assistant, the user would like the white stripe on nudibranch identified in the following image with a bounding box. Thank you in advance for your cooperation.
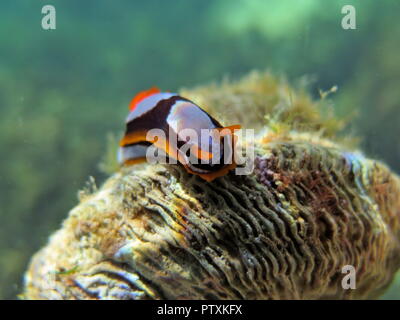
[166,100,218,135]
[118,144,149,164]
[126,92,177,123]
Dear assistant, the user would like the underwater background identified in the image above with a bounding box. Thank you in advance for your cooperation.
[0,0,399,299]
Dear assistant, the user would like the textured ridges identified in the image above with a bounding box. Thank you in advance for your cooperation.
[23,138,400,300]
[104,140,398,299]
[252,142,400,298]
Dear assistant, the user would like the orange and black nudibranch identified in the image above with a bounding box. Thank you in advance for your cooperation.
[118,87,241,181]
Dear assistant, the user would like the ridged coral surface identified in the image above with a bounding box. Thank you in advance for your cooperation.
[23,72,400,299]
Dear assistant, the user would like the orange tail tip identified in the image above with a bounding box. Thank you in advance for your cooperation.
[129,87,160,111]
[217,124,241,133]
[216,124,242,137]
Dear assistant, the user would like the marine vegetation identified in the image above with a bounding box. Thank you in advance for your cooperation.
[23,72,400,299]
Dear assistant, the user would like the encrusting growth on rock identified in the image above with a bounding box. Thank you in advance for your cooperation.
[23,71,400,299]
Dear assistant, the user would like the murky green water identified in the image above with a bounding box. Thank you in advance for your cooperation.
[0,0,399,299]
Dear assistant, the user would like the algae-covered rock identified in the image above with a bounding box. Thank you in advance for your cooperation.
[23,72,400,299]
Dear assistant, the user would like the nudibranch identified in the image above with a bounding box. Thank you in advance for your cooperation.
[118,87,241,181]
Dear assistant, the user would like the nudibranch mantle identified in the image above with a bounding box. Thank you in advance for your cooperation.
[119,87,241,181]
